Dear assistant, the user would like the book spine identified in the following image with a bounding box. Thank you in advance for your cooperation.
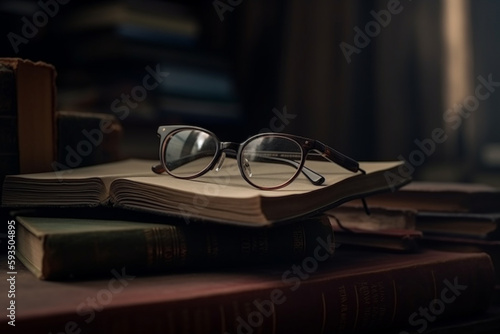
[0,58,57,174]
[41,218,335,280]
[0,62,19,228]
[0,64,16,116]
[0,64,20,180]
[157,254,491,334]
[23,252,494,334]
[0,117,20,176]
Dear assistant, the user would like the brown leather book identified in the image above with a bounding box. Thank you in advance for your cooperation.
[417,212,500,240]
[324,206,421,252]
[0,248,494,333]
[345,181,500,213]
[0,63,19,180]
[0,58,57,174]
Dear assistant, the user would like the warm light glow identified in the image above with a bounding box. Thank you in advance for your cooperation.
[442,0,474,156]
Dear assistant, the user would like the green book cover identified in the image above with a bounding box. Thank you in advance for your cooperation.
[15,212,335,280]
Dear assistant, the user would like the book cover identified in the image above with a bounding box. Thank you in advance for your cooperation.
[416,212,500,240]
[0,58,57,174]
[332,226,422,253]
[346,181,500,213]
[326,205,417,231]
[14,212,335,280]
[0,248,494,334]
[0,63,19,183]
[323,210,421,252]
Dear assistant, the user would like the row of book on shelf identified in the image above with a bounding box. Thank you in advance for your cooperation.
[55,0,245,126]
[2,57,500,333]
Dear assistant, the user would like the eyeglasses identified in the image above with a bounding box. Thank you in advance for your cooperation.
[152,125,366,191]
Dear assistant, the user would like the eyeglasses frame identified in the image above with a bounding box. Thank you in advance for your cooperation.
[152,125,367,191]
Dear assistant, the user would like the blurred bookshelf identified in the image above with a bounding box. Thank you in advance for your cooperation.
[0,0,261,159]
[1,3,500,331]
[48,0,250,159]
[0,0,498,181]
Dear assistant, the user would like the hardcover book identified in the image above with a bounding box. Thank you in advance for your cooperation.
[347,181,500,213]
[14,212,334,280]
[324,208,421,252]
[0,248,494,334]
[326,206,417,231]
[416,212,500,240]
[0,58,57,174]
[2,159,409,226]
[331,225,422,253]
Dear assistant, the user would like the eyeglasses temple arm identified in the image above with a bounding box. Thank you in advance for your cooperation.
[152,164,165,174]
[356,167,371,215]
[258,156,324,185]
[302,165,325,185]
[232,152,325,185]
[313,141,361,173]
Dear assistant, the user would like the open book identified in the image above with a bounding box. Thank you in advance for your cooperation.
[2,159,409,226]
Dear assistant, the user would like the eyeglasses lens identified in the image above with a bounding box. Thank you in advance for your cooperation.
[164,129,218,178]
[241,136,303,188]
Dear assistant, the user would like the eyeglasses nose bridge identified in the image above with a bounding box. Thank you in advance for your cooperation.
[215,152,226,172]
[243,158,253,177]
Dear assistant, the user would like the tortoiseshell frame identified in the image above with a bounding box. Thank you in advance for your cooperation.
[152,125,366,191]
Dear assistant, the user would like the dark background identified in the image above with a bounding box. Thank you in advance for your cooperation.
[1,0,499,185]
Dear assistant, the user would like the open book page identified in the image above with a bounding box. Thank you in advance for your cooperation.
[114,160,403,198]
[2,159,155,206]
[6,159,154,181]
[110,160,405,225]
[3,158,407,225]
[260,161,407,222]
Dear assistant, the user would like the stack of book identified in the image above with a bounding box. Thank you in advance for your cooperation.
[2,159,500,333]
[335,181,500,293]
